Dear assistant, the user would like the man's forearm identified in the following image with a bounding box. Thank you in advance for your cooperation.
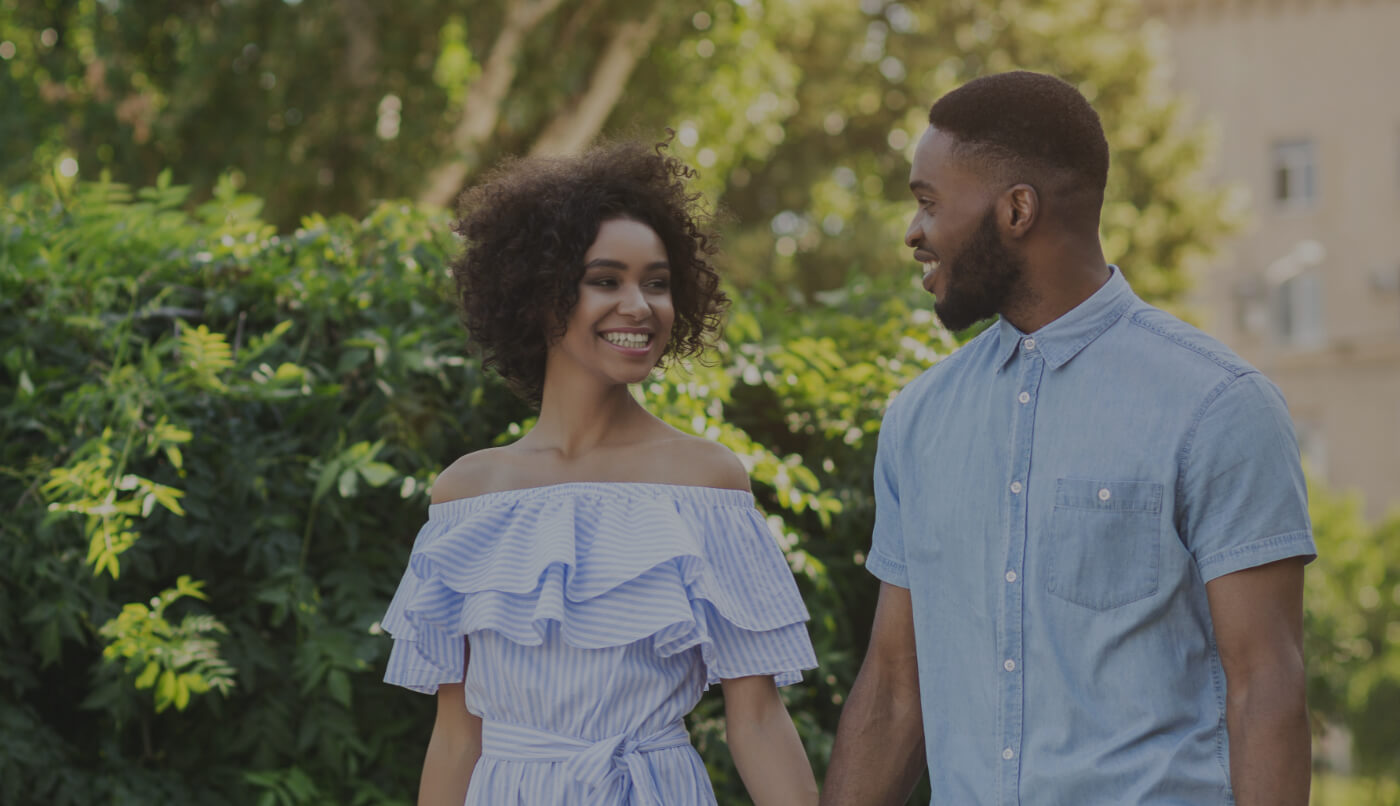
[1227,669,1310,806]
[820,665,925,806]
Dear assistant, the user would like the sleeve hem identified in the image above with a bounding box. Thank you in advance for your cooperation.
[711,657,819,689]
[1197,529,1317,583]
[866,549,910,588]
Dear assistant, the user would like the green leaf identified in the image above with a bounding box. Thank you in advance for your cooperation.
[337,469,358,498]
[327,669,352,708]
[135,661,160,689]
[175,575,208,600]
[156,669,176,712]
[357,462,397,487]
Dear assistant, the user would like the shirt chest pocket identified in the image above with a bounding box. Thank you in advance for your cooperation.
[1045,479,1163,610]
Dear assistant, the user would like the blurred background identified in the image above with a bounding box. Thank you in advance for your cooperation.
[1,0,1396,803]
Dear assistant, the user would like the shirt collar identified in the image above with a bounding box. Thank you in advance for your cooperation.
[995,265,1137,371]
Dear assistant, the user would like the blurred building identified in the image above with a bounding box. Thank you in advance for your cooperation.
[1145,0,1400,520]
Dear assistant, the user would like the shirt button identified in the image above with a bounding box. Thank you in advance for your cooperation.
[1004,659,1016,672]
[1098,488,1112,501]
[1003,748,1015,760]
[1018,391,1030,404]
[1005,570,1018,583]
[1010,481,1023,494]
[1023,338,1036,350]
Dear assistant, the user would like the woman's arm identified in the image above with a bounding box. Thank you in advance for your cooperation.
[418,641,481,806]
[722,674,818,806]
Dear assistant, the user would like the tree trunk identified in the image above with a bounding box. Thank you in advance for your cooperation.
[528,6,663,158]
[418,0,567,207]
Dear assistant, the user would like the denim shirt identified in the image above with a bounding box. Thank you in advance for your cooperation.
[867,268,1316,805]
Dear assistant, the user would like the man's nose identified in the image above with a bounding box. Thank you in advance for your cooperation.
[904,217,922,249]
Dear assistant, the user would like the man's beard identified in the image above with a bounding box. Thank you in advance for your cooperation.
[932,207,1028,332]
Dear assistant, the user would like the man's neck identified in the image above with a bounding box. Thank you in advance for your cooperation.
[1002,243,1111,334]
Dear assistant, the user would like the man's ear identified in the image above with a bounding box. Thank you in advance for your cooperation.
[1001,184,1039,239]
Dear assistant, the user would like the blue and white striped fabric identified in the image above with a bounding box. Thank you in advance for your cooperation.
[381,482,817,805]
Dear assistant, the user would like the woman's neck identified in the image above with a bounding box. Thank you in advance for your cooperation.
[528,369,649,460]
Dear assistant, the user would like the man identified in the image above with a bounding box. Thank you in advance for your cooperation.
[821,72,1314,805]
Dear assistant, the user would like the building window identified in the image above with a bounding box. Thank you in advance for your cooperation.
[1274,270,1325,348]
[1272,140,1316,207]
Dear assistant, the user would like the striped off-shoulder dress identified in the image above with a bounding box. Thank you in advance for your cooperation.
[380,482,817,805]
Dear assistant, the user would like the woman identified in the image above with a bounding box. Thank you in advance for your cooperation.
[381,140,819,805]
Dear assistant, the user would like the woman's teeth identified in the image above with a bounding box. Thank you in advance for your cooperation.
[602,332,650,348]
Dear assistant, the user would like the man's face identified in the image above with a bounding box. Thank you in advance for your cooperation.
[905,127,1027,332]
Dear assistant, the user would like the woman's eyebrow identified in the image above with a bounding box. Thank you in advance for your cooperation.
[583,258,671,270]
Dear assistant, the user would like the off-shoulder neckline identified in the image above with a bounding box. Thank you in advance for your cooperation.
[427,481,756,516]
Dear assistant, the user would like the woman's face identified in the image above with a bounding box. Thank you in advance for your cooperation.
[548,217,675,387]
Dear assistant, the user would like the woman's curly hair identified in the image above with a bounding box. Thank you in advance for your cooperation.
[450,138,728,405]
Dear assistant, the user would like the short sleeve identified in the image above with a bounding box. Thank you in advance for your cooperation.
[381,518,464,694]
[1176,372,1316,583]
[689,503,818,688]
[866,395,910,588]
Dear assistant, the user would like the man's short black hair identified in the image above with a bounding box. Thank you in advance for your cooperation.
[928,71,1109,200]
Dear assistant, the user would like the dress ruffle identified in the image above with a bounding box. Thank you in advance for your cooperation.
[381,483,816,694]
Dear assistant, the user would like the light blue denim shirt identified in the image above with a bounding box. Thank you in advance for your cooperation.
[866,267,1316,805]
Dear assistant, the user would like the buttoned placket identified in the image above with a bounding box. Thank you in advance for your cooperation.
[998,337,1043,805]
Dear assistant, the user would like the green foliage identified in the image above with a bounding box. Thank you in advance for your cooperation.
[97,575,235,714]
[4,0,1231,307]
[1,175,519,803]
[1304,484,1400,777]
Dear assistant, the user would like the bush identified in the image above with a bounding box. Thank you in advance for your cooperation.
[1,174,522,804]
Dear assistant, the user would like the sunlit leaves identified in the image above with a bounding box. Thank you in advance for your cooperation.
[42,431,188,579]
[176,323,234,390]
[97,576,236,714]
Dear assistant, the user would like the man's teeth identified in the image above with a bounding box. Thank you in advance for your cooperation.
[922,260,939,276]
[602,332,650,348]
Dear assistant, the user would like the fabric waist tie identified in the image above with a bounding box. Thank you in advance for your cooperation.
[480,718,691,805]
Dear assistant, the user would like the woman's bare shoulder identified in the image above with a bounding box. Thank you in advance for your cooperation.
[431,447,512,504]
[649,432,751,493]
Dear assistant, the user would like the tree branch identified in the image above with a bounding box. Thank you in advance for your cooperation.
[418,0,567,206]
[528,6,663,158]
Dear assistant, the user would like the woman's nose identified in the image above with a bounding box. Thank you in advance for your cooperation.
[616,283,649,318]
